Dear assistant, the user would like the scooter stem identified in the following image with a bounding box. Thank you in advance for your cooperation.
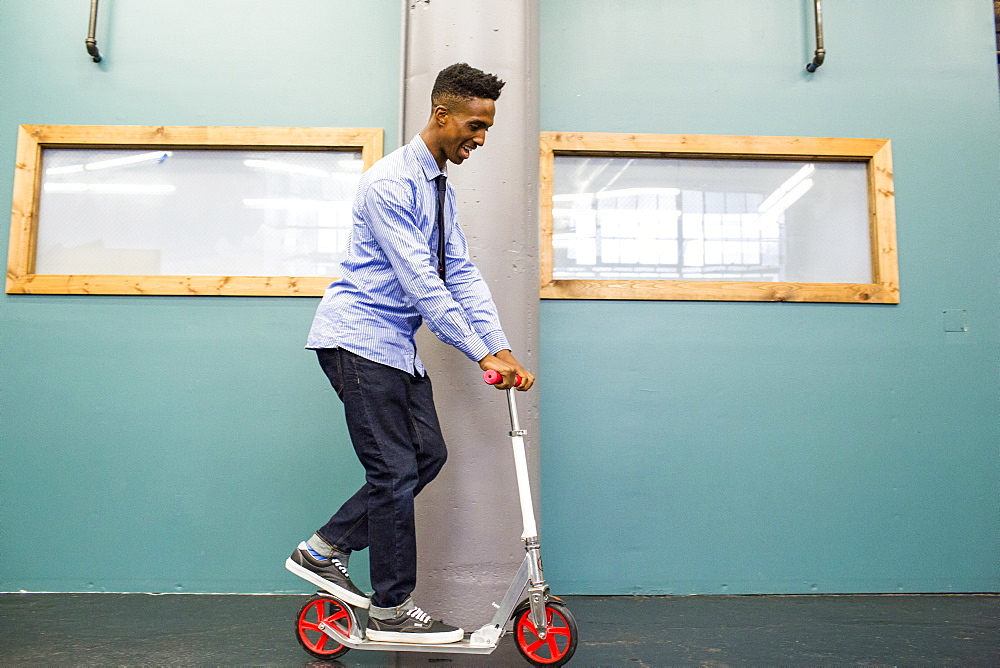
[482,371,550,635]
[505,388,538,540]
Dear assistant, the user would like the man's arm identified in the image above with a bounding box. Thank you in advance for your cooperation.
[445,221,534,391]
[362,178,491,363]
[441,221,509,349]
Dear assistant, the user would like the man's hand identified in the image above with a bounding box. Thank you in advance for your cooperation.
[479,350,535,391]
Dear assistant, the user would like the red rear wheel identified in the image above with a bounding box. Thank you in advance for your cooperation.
[514,601,578,666]
[295,594,353,660]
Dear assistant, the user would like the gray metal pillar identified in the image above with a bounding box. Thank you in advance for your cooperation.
[402,0,540,627]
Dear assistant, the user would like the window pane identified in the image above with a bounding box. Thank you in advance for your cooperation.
[36,148,363,276]
[552,156,871,283]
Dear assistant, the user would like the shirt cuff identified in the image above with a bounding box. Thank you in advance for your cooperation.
[459,334,492,363]
[481,330,510,355]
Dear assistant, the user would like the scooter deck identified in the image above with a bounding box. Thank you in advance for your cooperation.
[318,623,498,654]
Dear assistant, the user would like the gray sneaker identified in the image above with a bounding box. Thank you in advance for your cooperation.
[366,605,464,644]
[285,542,369,608]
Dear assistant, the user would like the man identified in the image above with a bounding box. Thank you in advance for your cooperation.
[285,63,533,645]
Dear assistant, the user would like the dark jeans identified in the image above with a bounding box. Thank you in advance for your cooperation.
[314,347,448,609]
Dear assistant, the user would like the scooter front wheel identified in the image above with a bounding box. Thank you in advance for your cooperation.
[513,601,578,666]
[295,593,353,660]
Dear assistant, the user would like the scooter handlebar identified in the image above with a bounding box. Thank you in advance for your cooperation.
[483,369,522,387]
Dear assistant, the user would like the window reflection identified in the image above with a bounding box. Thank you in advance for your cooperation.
[37,148,362,277]
[552,157,870,283]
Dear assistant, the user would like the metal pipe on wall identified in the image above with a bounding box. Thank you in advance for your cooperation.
[401,0,540,627]
[85,0,102,62]
[806,0,825,72]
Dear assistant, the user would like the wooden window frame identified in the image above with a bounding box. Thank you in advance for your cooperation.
[539,132,899,303]
[6,125,383,296]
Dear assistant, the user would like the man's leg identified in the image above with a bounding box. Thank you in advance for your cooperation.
[288,348,461,641]
[354,362,463,643]
[316,348,447,608]
[285,347,416,607]
[315,352,449,558]
[283,351,377,606]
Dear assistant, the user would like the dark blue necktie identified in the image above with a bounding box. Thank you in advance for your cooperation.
[434,174,447,282]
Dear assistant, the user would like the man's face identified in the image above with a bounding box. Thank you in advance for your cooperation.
[438,96,496,165]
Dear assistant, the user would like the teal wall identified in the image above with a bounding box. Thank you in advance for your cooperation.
[0,0,399,593]
[538,0,1000,594]
[2,0,997,596]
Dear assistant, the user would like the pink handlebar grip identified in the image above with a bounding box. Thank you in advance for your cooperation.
[483,370,522,386]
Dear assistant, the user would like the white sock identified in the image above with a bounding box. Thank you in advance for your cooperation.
[306,534,349,566]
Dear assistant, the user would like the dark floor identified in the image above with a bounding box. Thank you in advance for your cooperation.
[0,593,996,666]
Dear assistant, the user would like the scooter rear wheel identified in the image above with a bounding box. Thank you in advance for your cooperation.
[295,593,353,660]
[513,601,578,666]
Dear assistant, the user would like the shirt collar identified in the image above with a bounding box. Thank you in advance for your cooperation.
[411,134,447,182]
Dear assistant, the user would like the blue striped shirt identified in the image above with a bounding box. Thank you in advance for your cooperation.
[306,135,509,375]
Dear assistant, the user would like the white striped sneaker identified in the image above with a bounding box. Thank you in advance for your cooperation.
[366,605,464,644]
[284,542,369,608]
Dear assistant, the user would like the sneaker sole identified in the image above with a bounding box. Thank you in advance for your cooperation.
[284,557,370,609]
[366,628,465,644]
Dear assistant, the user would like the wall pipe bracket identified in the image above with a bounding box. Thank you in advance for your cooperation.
[85,0,102,63]
[806,0,825,72]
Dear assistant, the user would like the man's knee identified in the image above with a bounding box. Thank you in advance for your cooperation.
[415,442,447,492]
[427,445,447,477]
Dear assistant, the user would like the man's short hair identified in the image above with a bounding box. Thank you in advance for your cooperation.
[431,63,505,107]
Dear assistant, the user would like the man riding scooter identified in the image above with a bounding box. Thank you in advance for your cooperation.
[286,62,533,644]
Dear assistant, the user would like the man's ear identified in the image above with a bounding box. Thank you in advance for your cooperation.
[432,104,449,127]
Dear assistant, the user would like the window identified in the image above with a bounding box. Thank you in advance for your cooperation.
[6,125,383,296]
[540,132,899,303]
[995,0,1000,85]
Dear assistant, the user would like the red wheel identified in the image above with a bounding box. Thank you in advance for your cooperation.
[513,601,578,666]
[295,594,353,660]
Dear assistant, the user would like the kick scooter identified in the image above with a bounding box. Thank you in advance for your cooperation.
[293,370,578,666]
